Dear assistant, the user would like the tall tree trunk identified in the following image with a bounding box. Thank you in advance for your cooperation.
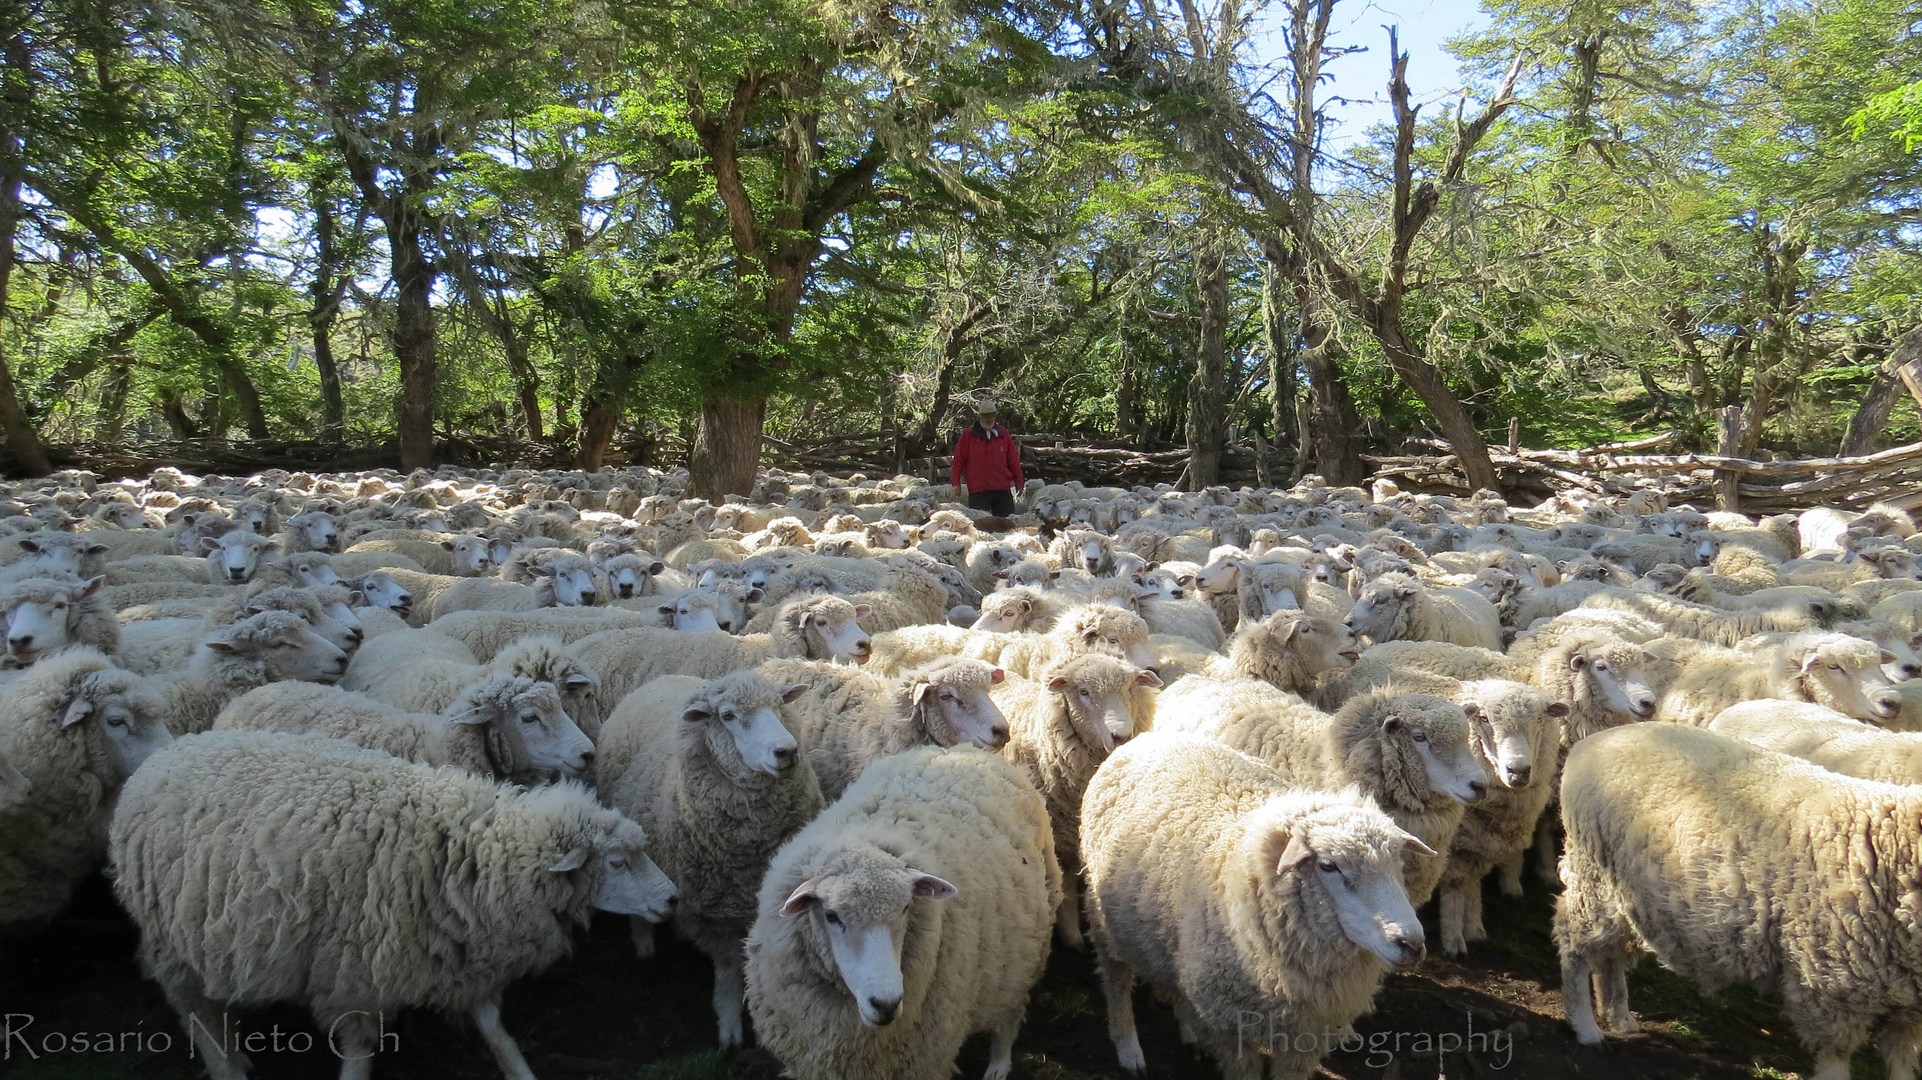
[389,221,436,468]
[1186,229,1229,488]
[689,394,765,499]
[577,348,645,471]
[1261,264,1296,446]
[1842,328,1922,457]
[310,193,346,443]
[912,302,987,452]
[95,358,131,444]
[0,28,45,475]
[159,391,198,438]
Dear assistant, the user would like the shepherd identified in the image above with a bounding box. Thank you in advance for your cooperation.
[950,398,1023,518]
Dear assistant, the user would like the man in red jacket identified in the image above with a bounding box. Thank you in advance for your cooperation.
[950,399,1023,517]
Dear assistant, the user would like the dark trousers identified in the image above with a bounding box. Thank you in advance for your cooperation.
[967,488,1015,516]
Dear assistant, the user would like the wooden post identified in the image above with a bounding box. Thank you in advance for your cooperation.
[1715,405,1743,512]
[1253,429,1271,487]
[1507,417,1520,455]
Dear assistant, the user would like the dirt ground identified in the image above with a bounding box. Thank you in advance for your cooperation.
[0,870,1869,1080]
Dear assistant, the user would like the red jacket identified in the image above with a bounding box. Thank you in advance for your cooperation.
[951,423,1024,492]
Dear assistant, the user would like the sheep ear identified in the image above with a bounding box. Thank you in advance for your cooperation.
[1545,701,1572,718]
[78,575,105,597]
[781,683,808,704]
[59,697,94,728]
[17,538,38,552]
[441,539,457,551]
[1568,654,1588,671]
[548,848,589,873]
[1402,833,1441,858]
[909,680,934,712]
[205,640,241,655]
[449,708,491,726]
[261,541,280,554]
[682,702,713,722]
[658,604,676,615]
[1047,676,1071,692]
[1882,649,1900,664]
[1134,669,1163,688]
[1274,833,1314,875]
[779,882,818,916]
[84,542,108,556]
[989,667,1005,684]
[909,874,956,901]
[565,673,596,689]
[1380,713,1403,733]
[1800,651,1824,674]
[1461,702,1483,721]
[854,604,872,618]
[649,562,665,575]
[1270,615,1306,643]
[198,536,223,553]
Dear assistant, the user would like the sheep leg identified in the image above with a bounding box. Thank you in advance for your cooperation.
[1497,849,1526,897]
[629,915,656,960]
[161,974,251,1080]
[1055,875,1085,951]
[1464,878,1487,943]
[1560,952,1606,1045]
[1439,884,1469,957]
[1812,1048,1855,1080]
[983,1014,1022,1080]
[1532,815,1560,887]
[472,996,539,1080]
[1594,952,1638,1034]
[1096,952,1146,1075]
[712,952,748,1049]
[1877,1018,1922,1080]
[327,1012,377,1080]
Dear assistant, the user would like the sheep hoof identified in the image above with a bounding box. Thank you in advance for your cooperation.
[1441,934,1467,958]
[1114,1034,1147,1074]
[1499,876,1525,898]
[1609,1014,1641,1035]
[717,1016,745,1049]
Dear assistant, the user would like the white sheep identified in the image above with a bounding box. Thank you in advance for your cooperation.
[344,632,601,735]
[1211,610,1360,696]
[276,507,341,553]
[1709,699,1922,784]
[744,745,1060,1080]
[110,730,675,1080]
[596,670,825,1048]
[1556,722,1922,1080]
[212,673,594,781]
[0,648,173,926]
[1656,631,1901,725]
[995,653,1161,948]
[0,531,110,583]
[154,610,351,735]
[760,655,1010,799]
[198,530,279,585]
[427,606,670,660]
[1158,681,1486,905]
[1,575,117,668]
[1081,732,1430,1080]
[1345,571,1503,651]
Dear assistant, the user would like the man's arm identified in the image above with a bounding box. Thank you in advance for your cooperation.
[1007,434,1024,490]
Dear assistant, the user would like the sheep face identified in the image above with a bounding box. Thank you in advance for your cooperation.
[712,583,763,634]
[201,533,277,584]
[1382,698,1488,806]
[241,591,361,653]
[1195,555,1240,595]
[97,503,151,529]
[1569,646,1657,719]
[4,577,102,666]
[1345,575,1419,644]
[1073,611,1156,670]
[1131,568,1186,601]
[797,602,872,664]
[908,663,1009,749]
[560,818,679,921]
[999,559,1058,590]
[659,594,724,633]
[60,674,175,779]
[15,533,107,578]
[208,616,349,684]
[1047,657,1161,752]
[285,552,343,587]
[1467,568,1521,606]
[864,521,909,549]
[1272,803,1428,969]
[1268,613,1361,674]
[1633,565,1690,595]
[926,563,979,608]
[1861,547,1922,581]
[972,593,1035,633]
[354,572,411,617]
[1686,532,1721,567]
[1463,683,1566,790]
[604,557,666,600]
[440,535,491,576]
[286,510,340,552]
[460,682,595,777]
[233,504,274,535]
[682,680,804,776]
[777,842,956,1027]
[1782,635,1901,722]
[1070,531,1114,576]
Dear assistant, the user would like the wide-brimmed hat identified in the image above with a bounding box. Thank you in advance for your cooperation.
[975,398,998,415]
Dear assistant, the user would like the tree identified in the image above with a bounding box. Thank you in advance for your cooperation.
[0,11,49,474]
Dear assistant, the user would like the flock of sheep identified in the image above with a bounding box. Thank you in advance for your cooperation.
[5,460,1922,1080]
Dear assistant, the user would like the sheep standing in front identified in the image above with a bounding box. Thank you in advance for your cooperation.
[154,611,350,735]
[596,670,825,1048]
[995,653,1160,948]
[1080,733,1429,1080]
[1,575,117,668]
[110,731,676,1080]
[760,655,1010,799]
[1556,723,1922,1080]
[744,746,1060,1080]
[0,649,173,926]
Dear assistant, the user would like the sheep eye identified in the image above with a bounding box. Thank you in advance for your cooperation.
[608,854,627,869]
[824,911,842,927]
[520,713,540,724]
[1828,663,1843,672]
[53,602,66,610]
[721,711,735,722]
[1593,661,1610,672]
[1318,859,1338,873]
[106,715,128,728]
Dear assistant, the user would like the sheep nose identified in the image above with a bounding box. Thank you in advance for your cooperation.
[866,997,900,1026]
[579,749,596,768]
[1390,932,1426,967]
[855,639,872,654]
[1633,698,1657,717]
[772,745,797,768]
[1467,780,1488,800]
[7,635,31,651]
[1506,765,1532,787]
[228,569,247,581]
[1903,665,1920,681]
[580,591,596,604]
